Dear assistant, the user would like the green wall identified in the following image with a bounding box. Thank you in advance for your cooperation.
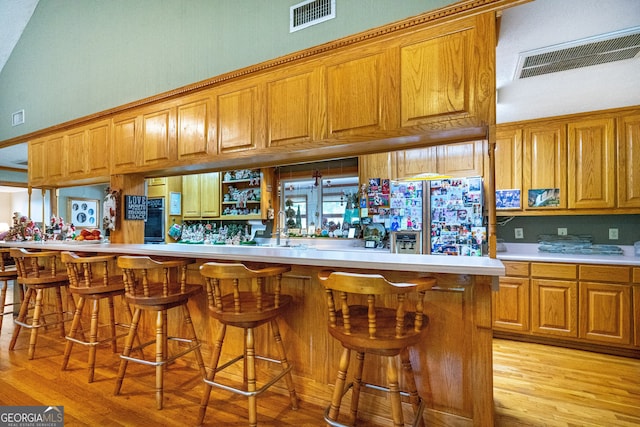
[496,215,640,246]
[0,0,454,142]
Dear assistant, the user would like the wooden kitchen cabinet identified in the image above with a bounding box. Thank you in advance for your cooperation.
[28,138,47,185]
[530,262,577,338]
[493,261,530,332]
[66,120,111,181]
[326,50,397,139]
[182,174,201,218]
[392,141,483,181]
[45,134,65,184]
[437,140,484,177]
[567,118,615,209]
[141,105,176,167]
[200,172,220,218]
[360,152,397,184]
[399,19,490,130]
[634,268,640,348]
[523,124,567,210]
[213,78,265,154]
[578,265,632,345]
[111,111,141,173]
[177,94,216,162]
[494,127,523,206]
[617,113,640,208]
[266,66,324,147]
[182,172,220,219]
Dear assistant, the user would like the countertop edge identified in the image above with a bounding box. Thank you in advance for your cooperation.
[0,241,506,277]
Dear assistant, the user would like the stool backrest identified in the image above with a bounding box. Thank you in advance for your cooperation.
[61,251,121,291]
[318,271,435,340]
[199,262,290,314]
[10,248,65,283]
[117,256,192,298]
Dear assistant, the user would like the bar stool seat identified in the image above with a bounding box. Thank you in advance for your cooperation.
[60,251,133,383]
[114,256,206,410]
[9,248,73,360]
[0,248,20,335]
[197,262,298,427]
[317,270,436,427]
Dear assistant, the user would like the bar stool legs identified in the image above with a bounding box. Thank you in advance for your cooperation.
[198,319,298,427]
[114,304,206,410]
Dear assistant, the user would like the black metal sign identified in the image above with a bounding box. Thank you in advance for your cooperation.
[124,195,147,220]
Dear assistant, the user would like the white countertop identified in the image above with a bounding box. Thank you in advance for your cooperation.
[497,243,640,266]
[0,241,506,277]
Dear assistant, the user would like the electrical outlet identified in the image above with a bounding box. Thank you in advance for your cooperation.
[609,228,619,240]
[514,228,524,239]
[558,228,567,236]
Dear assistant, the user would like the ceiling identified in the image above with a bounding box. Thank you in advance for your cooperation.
[0,0,638,174]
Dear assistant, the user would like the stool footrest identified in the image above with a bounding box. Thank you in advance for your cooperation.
[323,381,418,427]
[204,354,293,398]
[15,311,73,329]
[66,325,129,347]
[120,336,201,367]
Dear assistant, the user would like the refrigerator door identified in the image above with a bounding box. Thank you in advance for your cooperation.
[429,177,485,256]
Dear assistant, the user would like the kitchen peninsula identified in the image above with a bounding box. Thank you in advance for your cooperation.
[0,239,504,426]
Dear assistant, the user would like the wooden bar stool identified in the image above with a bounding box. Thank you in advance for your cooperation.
[0,248,20,336]
[317,270,436,427]
[60,251,133,383]
[9,248,72,360]
[197,262,298,427]
[114,256,206,410]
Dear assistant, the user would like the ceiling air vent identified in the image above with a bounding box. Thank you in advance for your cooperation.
[514,26,640,79]
[290,0,335,33]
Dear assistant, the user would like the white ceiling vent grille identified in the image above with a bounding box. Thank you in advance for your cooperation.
[515,26,640,79]
[290,0,335,33]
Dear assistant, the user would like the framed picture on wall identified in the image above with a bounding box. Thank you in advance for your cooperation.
[68,198,100,228]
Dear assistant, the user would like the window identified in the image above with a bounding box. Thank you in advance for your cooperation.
[280,174,359,235]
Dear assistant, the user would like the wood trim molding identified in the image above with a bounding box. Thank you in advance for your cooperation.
[0,0,528,148]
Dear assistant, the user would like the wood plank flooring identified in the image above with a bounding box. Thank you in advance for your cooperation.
[1,316,638,426]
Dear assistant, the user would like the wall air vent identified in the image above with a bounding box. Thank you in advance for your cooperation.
[514,26,640,79]
[290,0,335,33]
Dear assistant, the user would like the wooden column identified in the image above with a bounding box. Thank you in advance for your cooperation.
[109,174,145,244]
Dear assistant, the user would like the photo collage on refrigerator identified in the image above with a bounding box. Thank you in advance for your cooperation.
[430,177,485,256]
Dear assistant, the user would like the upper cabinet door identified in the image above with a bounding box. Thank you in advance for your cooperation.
[436,140,484,178]
[214,80,265,153]
[177,94,215,161]
[112,113,141,172]
[45,135,65,183]
[396,146,437,179]
[266,67,325,147]
[66,128,88,179]
[86,120,111,178]
[523,124,567,210]
[495,128,523,192]
[28,139,46,185]
[326,50,397,139]
[567,118,615,209]
[142,106,176,167]
[617,113,640,208]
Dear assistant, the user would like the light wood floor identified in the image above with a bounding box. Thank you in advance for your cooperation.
[0,317,638,426]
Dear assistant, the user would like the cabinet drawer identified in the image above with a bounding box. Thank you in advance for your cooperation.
[580,265,630,283]
[531,263,576,280]
[633,268,640,284]
[503,261,529,277]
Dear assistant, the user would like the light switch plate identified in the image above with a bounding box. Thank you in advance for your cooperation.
[558,228,567,236]
[609,228,619,240]
[514,228,524,239]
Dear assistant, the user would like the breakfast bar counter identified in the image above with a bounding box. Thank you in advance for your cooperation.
[1,241,504,426]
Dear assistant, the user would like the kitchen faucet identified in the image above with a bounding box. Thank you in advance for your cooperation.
[275,210,289,246]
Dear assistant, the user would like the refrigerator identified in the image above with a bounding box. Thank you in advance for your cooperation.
[428,177,485,256]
